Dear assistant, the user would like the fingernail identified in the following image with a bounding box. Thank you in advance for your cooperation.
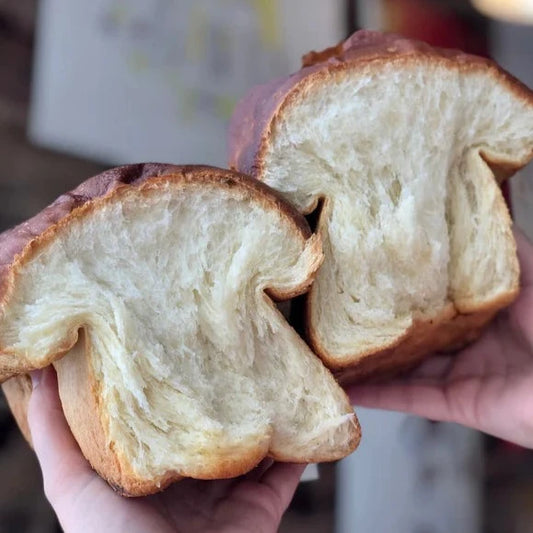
[30,369,43,389]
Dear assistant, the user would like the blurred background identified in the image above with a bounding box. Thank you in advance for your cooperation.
[1,1,533,532]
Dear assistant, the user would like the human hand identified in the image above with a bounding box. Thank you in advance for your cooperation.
[27,366,305,533]
[349,229,533,448]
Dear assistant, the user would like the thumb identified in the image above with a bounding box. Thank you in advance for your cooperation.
[27,366,99,507]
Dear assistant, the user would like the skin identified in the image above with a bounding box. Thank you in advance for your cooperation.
[349,229,533,449]
[25,229,533,530]
[27,367,305,533]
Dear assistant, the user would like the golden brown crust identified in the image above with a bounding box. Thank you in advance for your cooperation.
[0,164,317,381]
[330,308,499,385]
[54,332,135,492]
[0,164,312,306]
[228,29,533,384]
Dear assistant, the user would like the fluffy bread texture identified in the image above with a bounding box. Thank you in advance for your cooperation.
[229,30,533,382]
[0,164,359,496]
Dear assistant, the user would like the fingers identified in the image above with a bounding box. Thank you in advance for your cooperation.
[259,462,306,511]
[345,354,455,417]
[407,354,454,382]
[171,461,277,506]
[27,366,100,506]
[348,383,454,424]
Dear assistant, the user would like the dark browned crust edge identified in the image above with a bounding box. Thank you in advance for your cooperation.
[0,164,312,304]
[228,30,533,183]
[0,164,321,380]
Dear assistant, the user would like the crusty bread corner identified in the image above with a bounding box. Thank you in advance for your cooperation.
[228,29,533,382]
[54,332,186,497]
[1,345,182,497]
[0,164,360,496]
[331,306,498,385]
[229,30,533,179]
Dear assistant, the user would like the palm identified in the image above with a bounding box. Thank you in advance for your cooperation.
[147,469,299,533]
[349,230,533,447]
[50,462,302,533]
[27,368,304,533]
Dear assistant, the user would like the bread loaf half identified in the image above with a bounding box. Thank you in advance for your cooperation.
[229,30,533,383]
[0,164,359,495]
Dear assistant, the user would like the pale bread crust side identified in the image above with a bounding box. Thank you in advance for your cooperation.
[54,332,191,497]
[55,331,354,496]
[2,310,360,496]
[0,164,358,496]
[228,29,532,382]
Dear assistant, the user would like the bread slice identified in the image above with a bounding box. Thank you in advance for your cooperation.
[229,30,533,383]
[0,164,359,496]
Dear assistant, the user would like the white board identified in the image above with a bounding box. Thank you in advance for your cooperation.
[29,0,344,166]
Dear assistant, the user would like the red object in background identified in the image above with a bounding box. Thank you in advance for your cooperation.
[377,0,514,206]
[382,0,489,55]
